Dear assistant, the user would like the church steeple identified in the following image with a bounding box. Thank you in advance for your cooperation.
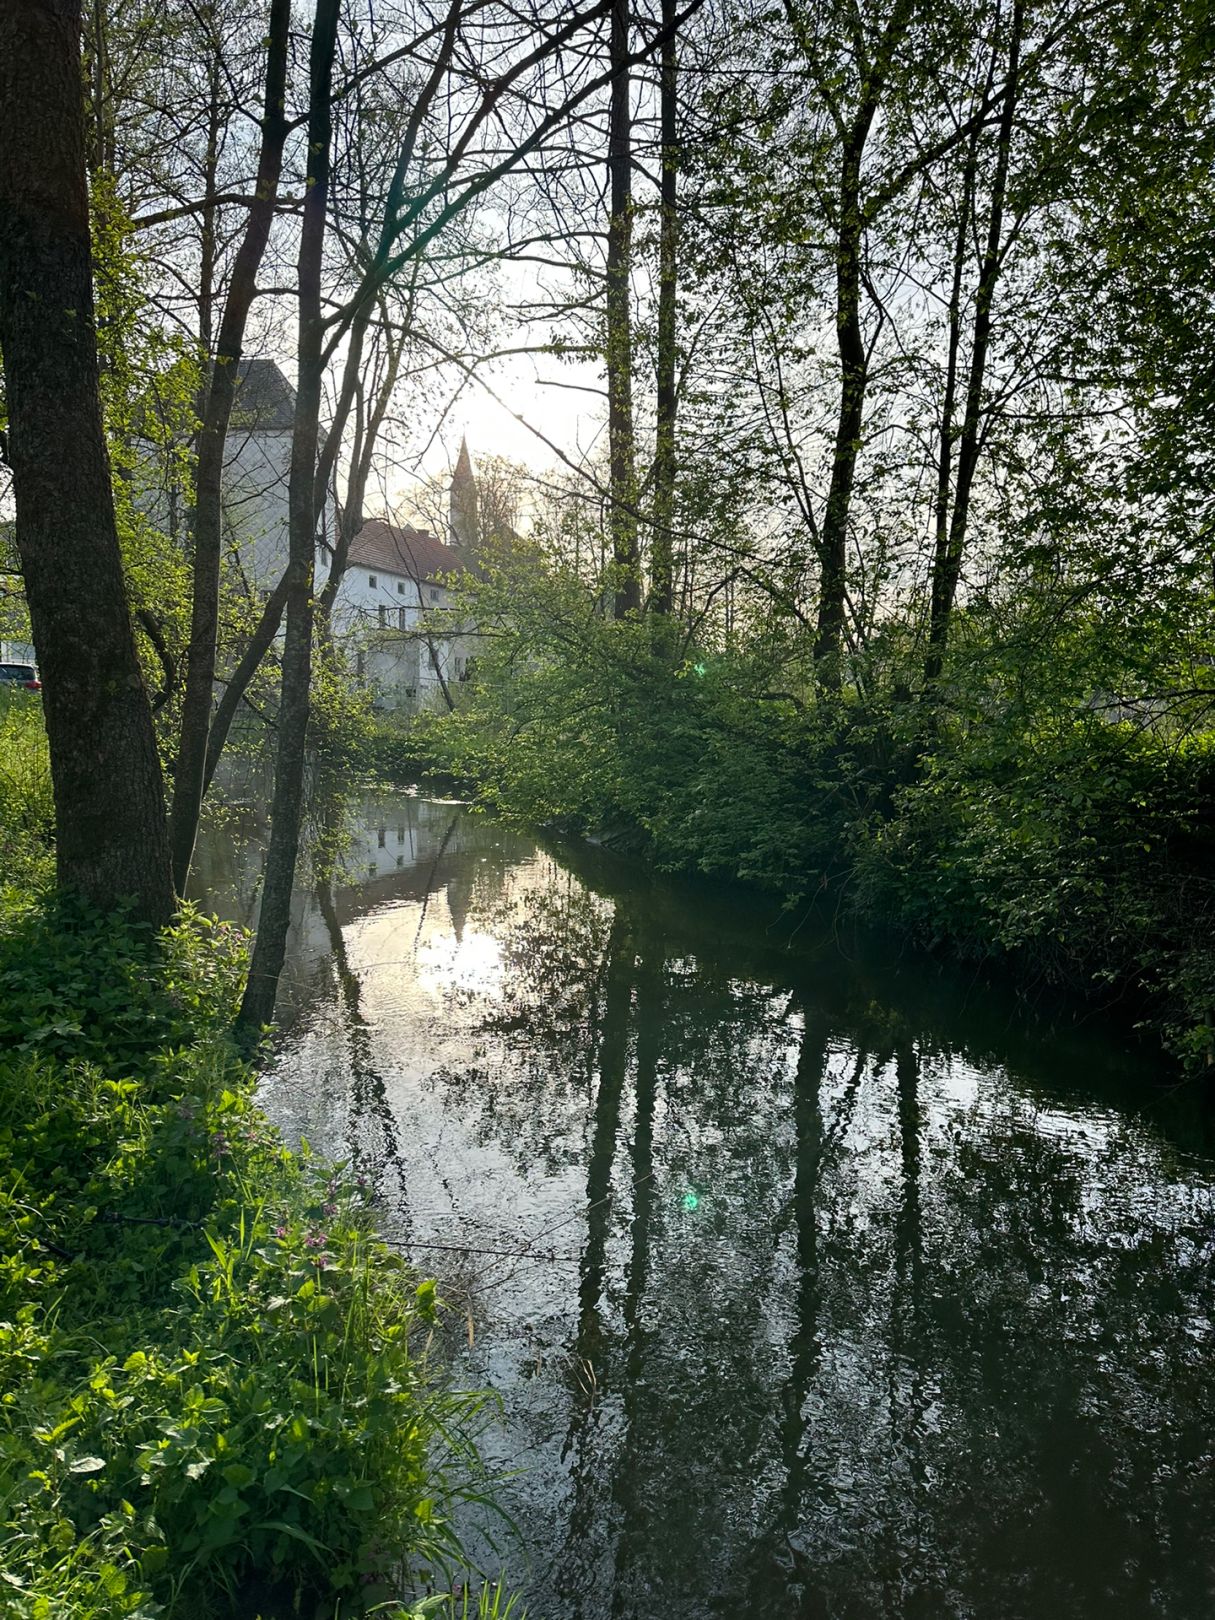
[449,436,480,551]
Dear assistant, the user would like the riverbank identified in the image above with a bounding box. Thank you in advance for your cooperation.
[380,623,1215,1080]
[0,833,496,1615]
[182,778,1215,1619]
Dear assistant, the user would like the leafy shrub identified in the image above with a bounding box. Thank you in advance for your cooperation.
[417,556,1215,1074]
[0,900,504,1619]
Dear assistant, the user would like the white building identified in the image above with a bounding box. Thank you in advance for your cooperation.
[219,361,481,713]
[223,358,335,590]
[331,518,471,712]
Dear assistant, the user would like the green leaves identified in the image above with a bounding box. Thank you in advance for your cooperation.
[0,897,498,1618]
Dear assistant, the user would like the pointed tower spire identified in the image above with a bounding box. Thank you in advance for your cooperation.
[449,436,480,551]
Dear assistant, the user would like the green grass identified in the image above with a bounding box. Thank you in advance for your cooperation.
[0,691,54,894]
[0,896,518,1619]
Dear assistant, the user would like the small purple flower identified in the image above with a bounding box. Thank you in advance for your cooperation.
[304,1230,328,1250]
[275,1225,288,1239]
[323,1200,338,1218]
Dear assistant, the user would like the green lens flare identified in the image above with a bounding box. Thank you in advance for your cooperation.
[681,1189,700,1212]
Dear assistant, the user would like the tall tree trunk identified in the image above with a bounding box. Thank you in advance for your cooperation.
[650,0,678,619]
[924,0,1023,689]
[169,0,290,896]
[924,145,977,687]
[607,0,640,618]
[812,0,914,682]
[0,0,174,927]
[205,291,402,799]
[814,131,867,682]
[239,0,340,1033]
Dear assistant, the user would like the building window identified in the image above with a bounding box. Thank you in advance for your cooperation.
[356,650,365,678]
[368,574,377,587]
[398,606,406,629]
[377,827,386,848]
[429,587,440,603]
[428,647,438,671]
[396,825,405,843]
[397,581,406,594]
[396,855,404,869]
[378,604,389,628]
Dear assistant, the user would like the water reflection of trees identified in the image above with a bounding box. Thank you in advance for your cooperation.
[424,849,1215,1619]
[197,795,1215,1618]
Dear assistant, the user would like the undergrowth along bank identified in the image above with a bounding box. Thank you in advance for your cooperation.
[0,877,508,1620]
[379,595,1215,1078]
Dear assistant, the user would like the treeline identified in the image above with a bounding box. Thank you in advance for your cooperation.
[410,0,1215,1069]
[2,0,1214,1022]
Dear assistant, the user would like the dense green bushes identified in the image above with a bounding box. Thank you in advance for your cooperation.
[410,576,1215,1075]
[0,896,500,1619]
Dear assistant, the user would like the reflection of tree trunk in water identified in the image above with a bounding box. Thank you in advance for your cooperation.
[779,1010,829,1590]
[411,809,460,949]
[573,912,634,1358]
[558,911,635,1617]
[315,871,408,1208]
[609,943,663,1618]
[892,1041,927,1610]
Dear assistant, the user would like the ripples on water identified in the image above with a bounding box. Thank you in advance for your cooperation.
[192,790,1215,1620]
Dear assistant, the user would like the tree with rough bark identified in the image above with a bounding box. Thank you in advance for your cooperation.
[0,0,175,926]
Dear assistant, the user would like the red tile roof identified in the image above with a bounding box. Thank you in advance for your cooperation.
[349,518,464,584]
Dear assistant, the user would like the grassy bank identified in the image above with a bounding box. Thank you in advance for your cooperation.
[389,600,1215,1078]
[0,702,507,1620]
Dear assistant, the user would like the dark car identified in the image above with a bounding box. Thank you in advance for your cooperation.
[0,661,41,691]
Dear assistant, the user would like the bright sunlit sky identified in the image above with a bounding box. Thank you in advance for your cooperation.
[433,344,607,480]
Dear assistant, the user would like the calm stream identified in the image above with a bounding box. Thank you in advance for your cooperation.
[192,787,1215,1619]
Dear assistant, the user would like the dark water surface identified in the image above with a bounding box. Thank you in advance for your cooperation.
[192,790,1215,1620]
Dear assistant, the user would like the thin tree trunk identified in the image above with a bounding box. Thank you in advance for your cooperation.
[169,0,290,896]
[202,571,289,794]
[607,0,640,618]
[924,151,976,685]
[0,0,175,926]
[239,0,340,1034]
[812,0,914,682]
[650,0,678,619]
[814,131,867,681]
[925,0,1022,688]
[318,312,405,626]
[206,297,405,798]
[198,41,222,360]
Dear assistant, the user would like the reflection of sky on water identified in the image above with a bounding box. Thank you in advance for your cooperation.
[193,793,1215,1620]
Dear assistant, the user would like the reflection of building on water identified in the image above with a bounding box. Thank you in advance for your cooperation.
[189,791,521,1006]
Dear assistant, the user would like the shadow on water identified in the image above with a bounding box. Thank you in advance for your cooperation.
[191,786,1215,1620]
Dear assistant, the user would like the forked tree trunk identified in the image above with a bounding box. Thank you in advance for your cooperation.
[169,0,290,895]
[238,0,340,1034]
[0,0,174,927]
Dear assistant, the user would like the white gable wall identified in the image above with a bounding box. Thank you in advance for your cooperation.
[330,562,467,712]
